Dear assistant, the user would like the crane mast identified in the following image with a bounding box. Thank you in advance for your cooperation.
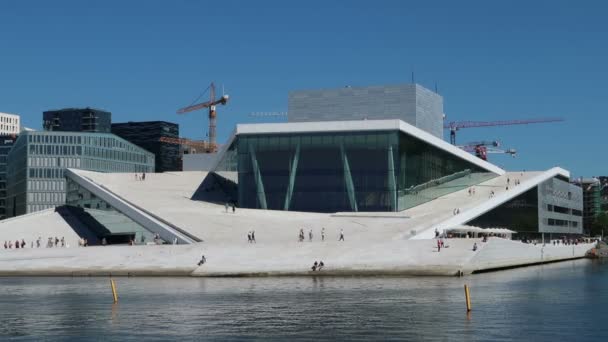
[176,82,229,152]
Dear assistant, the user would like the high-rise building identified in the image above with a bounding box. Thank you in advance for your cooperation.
[0,112,20,135]
[43,108,111,133]
[6,131,154,217]
[288,84,444,138]
[111,121,180,172]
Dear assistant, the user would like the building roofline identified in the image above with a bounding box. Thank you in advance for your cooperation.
[287,83,440,97]
[43,107,111,113]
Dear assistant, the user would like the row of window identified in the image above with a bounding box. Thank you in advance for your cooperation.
[28,168,65,179]
[28,180,65,192]
[546,204,583,216]
[547,218,579,228]
[27,192,66,204]
[0,125,18,133]
[28,157,82,169]
[0,115,18,124]
[28,134,82,145]
[27,204,56,213]
[29,144,82,156]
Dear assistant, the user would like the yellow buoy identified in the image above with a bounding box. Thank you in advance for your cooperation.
[464,284,471,312]
[110,278,119,303]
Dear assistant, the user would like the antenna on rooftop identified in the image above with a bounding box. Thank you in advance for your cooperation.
[411,71,415,84]
[435,82,439,94]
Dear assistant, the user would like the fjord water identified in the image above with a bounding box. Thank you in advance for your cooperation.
[1,260,607,341]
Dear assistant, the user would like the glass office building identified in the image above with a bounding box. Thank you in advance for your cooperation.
[111,121,180,172]
[6,131,154,217]
[43,108,111,133]
[213,122,498,213]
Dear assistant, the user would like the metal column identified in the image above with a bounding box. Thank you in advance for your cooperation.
[283,143,300,211]
[340,143,358,212]
[249,145,267,209]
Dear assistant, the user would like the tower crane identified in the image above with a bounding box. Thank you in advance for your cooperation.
[177,82,229,153]
[459,140,516,160]
[444,117,564,145]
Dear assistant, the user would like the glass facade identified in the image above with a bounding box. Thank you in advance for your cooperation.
[235,130,496,213]
[6,131,155,217]
[468,177,583,238]
[65,178,159,244]
[111,121,180,172]
[43,108,111,133]
[0,135,17,219]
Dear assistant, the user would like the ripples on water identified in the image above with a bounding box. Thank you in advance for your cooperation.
[1,260,607,341]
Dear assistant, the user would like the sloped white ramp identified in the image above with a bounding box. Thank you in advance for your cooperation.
[411,167,570,240]
[65,169,201,244]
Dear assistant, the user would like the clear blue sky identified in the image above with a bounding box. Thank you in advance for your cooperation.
[1,0,606,177]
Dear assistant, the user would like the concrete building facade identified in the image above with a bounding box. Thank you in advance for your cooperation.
[6,131,154,217]
[288,84,444,138]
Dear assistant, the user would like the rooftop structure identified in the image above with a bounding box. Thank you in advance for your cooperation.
[111,121,180,173]
[288,84,444,138]
[6,131,154,217]
[43,108,111,133]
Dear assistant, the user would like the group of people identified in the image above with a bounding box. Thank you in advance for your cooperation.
[134,172,147,181]
[3,239,27,249]
[311,260,325,271]
[3,236,68,249]
[505,177,521,191]
[299,228,341,242]
[247,230,256,243]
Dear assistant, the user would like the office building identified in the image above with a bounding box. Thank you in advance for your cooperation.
[43,108,111,133]
[0,135,17,220]
[0,112,20,135]
[6,131,154,217]
[111,121,180,172]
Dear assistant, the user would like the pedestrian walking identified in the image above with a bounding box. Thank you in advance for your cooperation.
[309,229,313,242]
[339,229,345,241]
[142,172,146,181]
[437,239,441,252]
[321,228,325,241]
[232,204,236,213]
[318,261,324,271]
[251,230,256,243]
